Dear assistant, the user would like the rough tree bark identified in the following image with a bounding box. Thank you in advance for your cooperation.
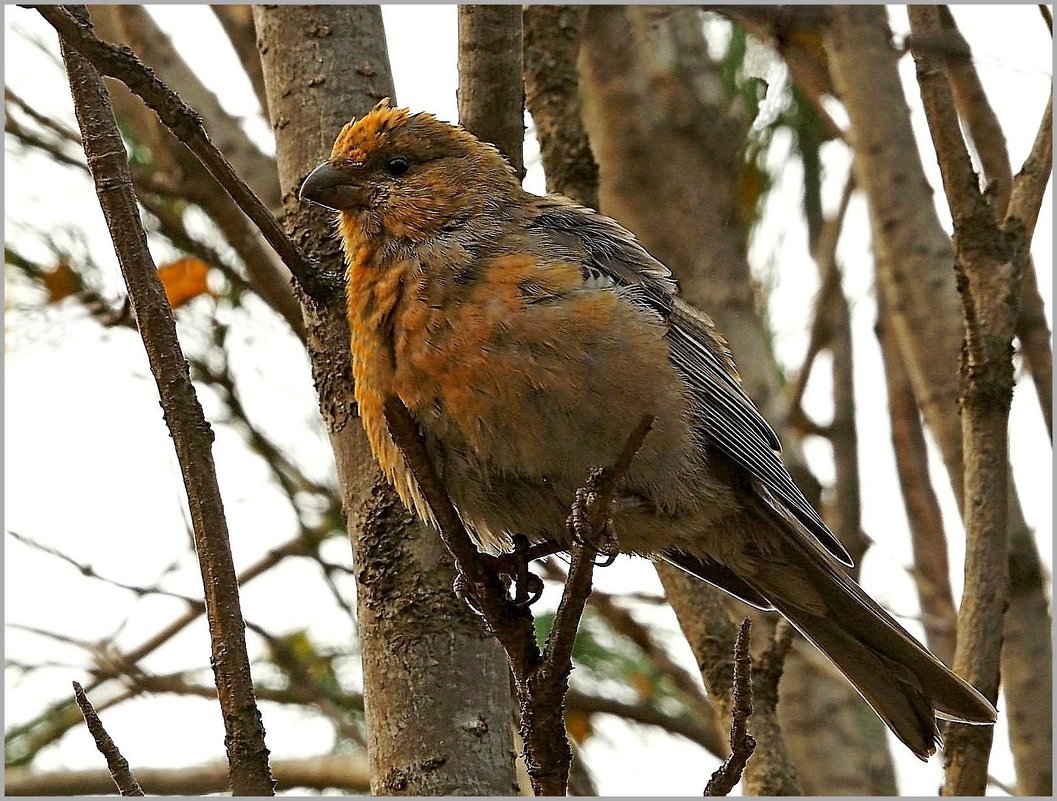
[253,6,517,795]
[523,4,599,210]
[578,6,897,795]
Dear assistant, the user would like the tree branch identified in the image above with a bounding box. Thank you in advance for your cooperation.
[384,397,653,795]
[704,619,756,796]
[71,682,144,796]
[909,7,1025,794]
[5,532,314,765]
[6,755,371,796]
[58,8,273,793]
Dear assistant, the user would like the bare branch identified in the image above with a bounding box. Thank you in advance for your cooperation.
[564,689,718,752]
[72,682,144,796]
[5,532,312,763]
[909,7,1026,793]
[704,619,756,796]
[1005,93,1053,247]
[936,7,1012,215]
[58,11,274,791]
[5,85,81,144]
[6,755,371,796]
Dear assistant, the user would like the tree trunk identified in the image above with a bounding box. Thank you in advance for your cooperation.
[253,6,517,794]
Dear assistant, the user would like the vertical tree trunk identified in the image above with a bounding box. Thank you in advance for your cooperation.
[457,5,525,179]
[253,6,517,794]
[523,4,599,209]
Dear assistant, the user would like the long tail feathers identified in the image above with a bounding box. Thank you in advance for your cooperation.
[674,508,996,760]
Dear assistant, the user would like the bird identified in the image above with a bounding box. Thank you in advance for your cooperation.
[299,99,997,760]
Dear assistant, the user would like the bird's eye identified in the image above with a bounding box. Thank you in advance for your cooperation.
[385,157,411,177]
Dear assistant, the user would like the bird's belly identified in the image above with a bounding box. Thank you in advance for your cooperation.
[389,291,719,551]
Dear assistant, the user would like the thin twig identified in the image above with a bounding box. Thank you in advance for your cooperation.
[4,534,313,763]
[704,619,756,796]
[543,415,654,674]
[933,6,1052,442]
[31,4,323,296]
[1004,93,1053,246]
[5,85,82,144]
[7,755,371,796]
[564,689,719,751]
[786,171,855,422]
[72,681,144,796]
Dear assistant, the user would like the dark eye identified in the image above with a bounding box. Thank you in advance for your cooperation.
[385,156,410,177]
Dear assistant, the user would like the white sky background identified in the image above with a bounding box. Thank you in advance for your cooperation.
[3,4,1052,797]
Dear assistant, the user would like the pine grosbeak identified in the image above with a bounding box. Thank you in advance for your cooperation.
[300,100,995,759]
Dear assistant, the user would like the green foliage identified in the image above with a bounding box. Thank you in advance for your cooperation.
[535,607,693,717]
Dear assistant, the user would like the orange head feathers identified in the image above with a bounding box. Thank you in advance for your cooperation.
[300,99,519,242]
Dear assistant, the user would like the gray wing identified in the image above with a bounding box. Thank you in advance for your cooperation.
[527,196,853,566]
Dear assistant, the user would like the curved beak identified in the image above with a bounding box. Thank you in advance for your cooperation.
[299,161,369,211]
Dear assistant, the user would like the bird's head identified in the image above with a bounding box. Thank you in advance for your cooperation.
[299,99,519,242]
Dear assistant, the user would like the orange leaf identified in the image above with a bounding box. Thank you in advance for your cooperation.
[41,260,84,304]
[629,670,655,701]
[158,257,211,309]
[565,709,594,744]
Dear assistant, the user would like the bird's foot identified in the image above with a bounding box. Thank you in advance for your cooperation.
[452,571,485,616]
[478,534,563,607]
[567,483,620,567]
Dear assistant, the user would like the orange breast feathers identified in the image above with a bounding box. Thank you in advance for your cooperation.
[345,247,689,513]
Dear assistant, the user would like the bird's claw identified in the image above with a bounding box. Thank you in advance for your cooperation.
[453,572,485,617]
[508,533,545,606]
[514,572,545,607]
[475,534,553,607]
[567,483,620,566]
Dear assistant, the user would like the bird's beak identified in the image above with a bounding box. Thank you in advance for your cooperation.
[299,161,369,211]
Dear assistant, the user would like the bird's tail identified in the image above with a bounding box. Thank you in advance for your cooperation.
[673,506,997,760]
